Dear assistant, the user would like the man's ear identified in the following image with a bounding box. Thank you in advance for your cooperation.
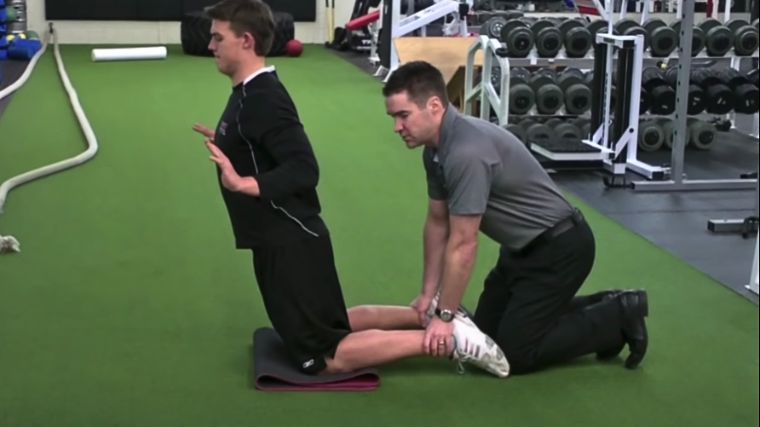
[243,32,256,51]
[427,95,444,115]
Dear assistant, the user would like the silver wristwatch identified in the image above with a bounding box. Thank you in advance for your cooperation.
[435,308,454,322]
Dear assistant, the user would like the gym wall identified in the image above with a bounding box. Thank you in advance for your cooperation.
[26,0,355,44]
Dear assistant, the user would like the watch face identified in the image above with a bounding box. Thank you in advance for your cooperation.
[439,309,454,322]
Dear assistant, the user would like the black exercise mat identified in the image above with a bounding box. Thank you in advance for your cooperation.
[252,327,380,392]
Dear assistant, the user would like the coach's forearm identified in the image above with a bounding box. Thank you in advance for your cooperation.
[422,216,449,297]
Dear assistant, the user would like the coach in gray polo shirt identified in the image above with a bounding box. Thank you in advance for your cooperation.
[382,61,649,374]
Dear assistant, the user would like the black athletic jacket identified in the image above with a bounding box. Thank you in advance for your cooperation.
[213,69,328,248]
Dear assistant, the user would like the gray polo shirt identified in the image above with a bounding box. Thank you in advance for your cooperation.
[423,107,575,252]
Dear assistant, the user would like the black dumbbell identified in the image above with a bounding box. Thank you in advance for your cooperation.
[639,85,650,113]
[699,18,734,56]
[659,117,677,149]
[716,68,759,114]
[660,118,712,150]
[614,19,647,40]
[557,68,591,114]
[488,65,502,93]
[509,67,535,115]
[691,68,735,114]
[687,117,716,150]
[725,19,759,56]
[529,19,562,57]
[748,68,759,87]
[642,66,675,114]
[544,118,563,128]
[544,118,582,148]
[504,123,526,142]
[664,67,706,114]
[671,20,706,56]
[571,117,592,139]
[585,70,620,110]
[587,19,609,44]
[643,18,677,57]
[500,19,534,58]
[554,121,583,143]
[638,119,666,152]
[480,16,508,38]
[529,69,564,114]
[610,69,650,113]
[520,118,555,145]
[556,18,592,57]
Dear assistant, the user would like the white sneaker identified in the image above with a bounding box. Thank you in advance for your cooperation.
[451,313,510,378]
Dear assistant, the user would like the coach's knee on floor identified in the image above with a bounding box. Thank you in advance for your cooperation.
[498,340,540,375]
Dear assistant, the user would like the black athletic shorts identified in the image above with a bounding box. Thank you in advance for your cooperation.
[251,234,351,374]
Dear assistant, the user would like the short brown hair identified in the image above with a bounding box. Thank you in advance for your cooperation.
[382,61,449,107]
[205,0,274,56]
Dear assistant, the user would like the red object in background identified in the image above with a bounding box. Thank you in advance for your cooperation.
[346,10,380,31]
[286,39,304,57]
[706,0,714,16]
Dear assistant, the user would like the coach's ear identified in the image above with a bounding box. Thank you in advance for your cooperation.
[427,95,445,116]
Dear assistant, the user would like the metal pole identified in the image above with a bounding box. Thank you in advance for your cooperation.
[670,0,695,185]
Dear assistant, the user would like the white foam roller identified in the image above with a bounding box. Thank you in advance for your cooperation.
[91,46,168,62]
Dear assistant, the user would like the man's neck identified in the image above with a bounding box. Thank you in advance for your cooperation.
[428,106,449,148]
[232,57,267,86]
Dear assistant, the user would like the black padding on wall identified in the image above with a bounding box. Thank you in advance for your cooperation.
[263,0,315,21]
[46,0,137,20]
[46,0,316,22]
[138,0,183,20]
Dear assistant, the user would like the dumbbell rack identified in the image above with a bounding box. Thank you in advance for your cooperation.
[632,0,758,192]
[462,35,615,171]
[650,26,759,140]
[463,35,511,126]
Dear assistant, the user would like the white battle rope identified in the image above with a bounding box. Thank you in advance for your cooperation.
[0,24,100,253]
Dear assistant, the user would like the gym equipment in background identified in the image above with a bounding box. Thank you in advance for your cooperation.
[529,69,563,114]
[664,66,706,115]
[700,18,734,56]
[691,68,735,114]
[500,18,534,57]
[671,20,706,56]
[642,66,675,115]
[529,18,562,58]
[508,67,535,115]
[556,18,592,57]
[557,67,591,114]
[642,18,677,57]
[725,19,759,56]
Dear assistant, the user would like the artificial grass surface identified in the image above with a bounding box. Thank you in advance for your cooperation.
[0,45,757,426]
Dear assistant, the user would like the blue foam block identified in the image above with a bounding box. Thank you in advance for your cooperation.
[8,39,42,60]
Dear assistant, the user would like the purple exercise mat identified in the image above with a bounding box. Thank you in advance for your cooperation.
[253,327,380,392]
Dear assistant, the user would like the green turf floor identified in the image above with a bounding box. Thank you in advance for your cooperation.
[0,45,758,427]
